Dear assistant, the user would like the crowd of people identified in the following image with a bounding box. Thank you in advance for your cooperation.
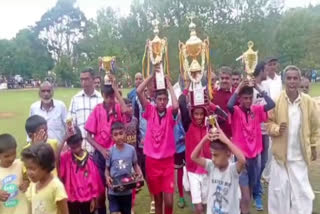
[0,57,319,214]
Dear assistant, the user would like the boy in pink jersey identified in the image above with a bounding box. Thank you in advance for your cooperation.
[227,80,275,214]
[85,75,130,214]
[136,67,179,214]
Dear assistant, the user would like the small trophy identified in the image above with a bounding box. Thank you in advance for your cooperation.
[66,118,75,137]
[142,20,169,90]
[236,41,258,86]
[179,17,213,106]
[99,56,116,85]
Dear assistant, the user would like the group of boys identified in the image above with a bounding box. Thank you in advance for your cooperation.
[1,55,319,214]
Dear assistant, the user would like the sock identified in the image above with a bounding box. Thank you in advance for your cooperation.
[164,206,173,214]
[177,168,184,198]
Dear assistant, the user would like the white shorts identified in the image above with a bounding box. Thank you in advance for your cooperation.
[188,172,209,204]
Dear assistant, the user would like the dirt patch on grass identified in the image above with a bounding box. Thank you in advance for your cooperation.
[0,112,16,119]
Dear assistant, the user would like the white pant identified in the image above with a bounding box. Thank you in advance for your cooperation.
[268,158,314,214]
[262,137,272,181]
[188,172,209,204]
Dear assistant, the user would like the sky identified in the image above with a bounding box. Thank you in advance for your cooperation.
[0,0,319,39]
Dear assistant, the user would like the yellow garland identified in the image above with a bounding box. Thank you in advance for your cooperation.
[206,40,213,100]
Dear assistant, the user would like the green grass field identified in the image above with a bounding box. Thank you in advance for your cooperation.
[0,86,319,214]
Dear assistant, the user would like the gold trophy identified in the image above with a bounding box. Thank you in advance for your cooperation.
[179,17,213,106]
[99,56,116,85]
[142,20,169,90]
[237,41,258,85]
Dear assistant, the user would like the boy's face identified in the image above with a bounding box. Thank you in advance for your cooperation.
[192,108,205,126]
[24,159,48,183]
[232,75,241,88]
[211,148,230,169]
[112,128,126,146]
[266,60,278,76]
[103,94,115,107]
[239,94,253,109]
[69,142,83,156]
[0,148,16,168]
[32,124,48,143]
[155,94,168,113]
[126,104,133,119]
[300,79,310,94]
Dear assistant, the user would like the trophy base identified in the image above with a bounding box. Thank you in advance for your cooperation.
[112,174,144,193]
[190,84,205,106]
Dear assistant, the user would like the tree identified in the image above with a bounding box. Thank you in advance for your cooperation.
[35,0,87,62]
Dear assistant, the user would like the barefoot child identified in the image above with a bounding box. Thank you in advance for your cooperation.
[0,134,29,214]
[191,128,246,214]
[58,126,104,214]
[105,121,143,214]
[136,67,179,214]
[22,143,68,214]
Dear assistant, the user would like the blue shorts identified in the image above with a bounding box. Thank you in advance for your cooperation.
[239,156,261,189]
[108,194,132,214]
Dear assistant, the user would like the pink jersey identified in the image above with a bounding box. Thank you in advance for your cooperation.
[142,103,176,159]
[230,105,267,158]
[59,151,104,202]
[85,103,124,149]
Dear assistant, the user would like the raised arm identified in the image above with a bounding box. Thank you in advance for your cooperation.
[191,134,209,169]
[109,74,130,114]
[137,75,153,110]
[254,85,275,111]
[166,76,179,116]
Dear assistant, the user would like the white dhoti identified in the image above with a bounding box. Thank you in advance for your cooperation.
[262,137,272,181]
[268,158,314,214]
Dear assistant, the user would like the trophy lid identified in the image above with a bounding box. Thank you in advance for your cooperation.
[185,17,202,58]
[151,19,161,44]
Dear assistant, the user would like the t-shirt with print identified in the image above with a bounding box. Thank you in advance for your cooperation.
[125,117,138,147]
[26,177,67,214]
[205,160,240,214]
[142,102,176,159]
[0,159,30,214]
[106,144,137,196]
[253,82,270,135]
[229,105,267,158]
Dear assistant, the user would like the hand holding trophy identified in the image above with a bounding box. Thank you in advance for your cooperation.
[179,16,213,106]
[236,41,258,87]
[142,19,169,90]
[99,56,116,85]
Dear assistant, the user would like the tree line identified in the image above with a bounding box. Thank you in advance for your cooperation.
[0,0,319,86]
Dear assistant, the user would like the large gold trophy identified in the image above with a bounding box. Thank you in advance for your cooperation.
[179,17,213,106]
[237,41,258,83]
[142,20,169,90]
[99,56,116,85]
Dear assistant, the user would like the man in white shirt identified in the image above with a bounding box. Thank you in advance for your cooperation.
[29,81,67,144]
[266,65,319,214]
[264,57,282,101]
[252,61,271,211]
[68,68,103,153]
[261,57,283,182]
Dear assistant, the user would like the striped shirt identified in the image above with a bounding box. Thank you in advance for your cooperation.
[68,90,103,153]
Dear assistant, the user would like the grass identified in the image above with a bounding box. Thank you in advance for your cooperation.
[0,86,319,214]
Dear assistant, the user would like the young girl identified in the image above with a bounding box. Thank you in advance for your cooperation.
[58,126,104,214]
[22,143,68,214]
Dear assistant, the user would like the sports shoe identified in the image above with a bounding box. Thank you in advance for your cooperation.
[177,197,185,208]
[150,201,155,214]
[255,196,264,211]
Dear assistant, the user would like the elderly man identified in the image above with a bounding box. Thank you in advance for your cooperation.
[29,81,67,144]
[69,68,103,153]
[267,65,320,214]
[127,72,143,105]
